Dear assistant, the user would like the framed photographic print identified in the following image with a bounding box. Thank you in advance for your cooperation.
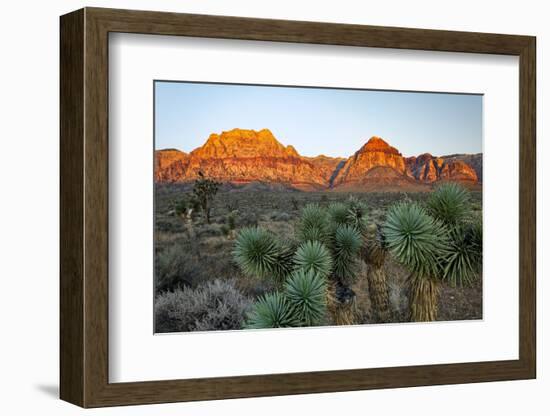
[60,7,536,408]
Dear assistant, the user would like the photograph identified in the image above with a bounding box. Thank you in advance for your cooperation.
[153,81,483,333]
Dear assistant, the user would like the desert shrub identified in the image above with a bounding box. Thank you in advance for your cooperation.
[227,210,238,230]
[196,223,224,238]
[155,279,253,332]
[270,211,291,222]
[239,212,259,227]
[155,244,202,293]
[155,220,185,233]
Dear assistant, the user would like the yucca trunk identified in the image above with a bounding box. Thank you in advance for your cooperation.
[326,281,357,326]
[407,273,439,322]
[362,243,391,323]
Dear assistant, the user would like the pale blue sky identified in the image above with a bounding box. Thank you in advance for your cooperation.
[154,81,482,158]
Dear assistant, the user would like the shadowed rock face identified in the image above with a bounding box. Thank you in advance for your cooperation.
[406,154,479,183]
[155,130,481,191]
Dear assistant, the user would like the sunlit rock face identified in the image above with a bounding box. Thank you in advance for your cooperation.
[155,130,481,191]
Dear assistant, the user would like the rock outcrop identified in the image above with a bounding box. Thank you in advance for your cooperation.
[155,130,482,191]
[332,137,407,187]
[406,153,478,184]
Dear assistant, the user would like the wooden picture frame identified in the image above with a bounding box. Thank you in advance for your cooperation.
[60,7,536,408]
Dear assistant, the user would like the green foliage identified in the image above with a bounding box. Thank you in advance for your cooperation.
[284,269,327,326]
[470,216,483,269]
[174,194,200,217]
[193,171,221,224]
[232,227,294,283]
[233,228,283,279]
[227,210,238,230]
[272,238,298,282]
[327,202,349,228]
[426,182,471,226]
[294,240,333,279]
[332,225,362,282]
[346,195,369,234]
[383,202,449,278]
[296,203,330,245]
[443,222,482,286]
[245,292,297,329]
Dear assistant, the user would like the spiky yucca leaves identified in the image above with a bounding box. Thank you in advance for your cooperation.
[296,203,330,245]
[383,203,449,279]
[346,196,369,235]
[293,240,333,279]
[233,227,293,283]
[245,292,297,329]
[383,203,449,322]
[284,269,327,326]
[443,222,482,287]
[327,203,349,228]
[469,216,483,266]
[426,182,471,226]
[332,225,362,284]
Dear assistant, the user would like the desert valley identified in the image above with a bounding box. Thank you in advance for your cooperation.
[154,128,483,333]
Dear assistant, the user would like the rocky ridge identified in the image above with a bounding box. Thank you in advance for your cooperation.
[155,128,481,191]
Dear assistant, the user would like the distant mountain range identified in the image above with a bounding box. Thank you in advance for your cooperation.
[155,128,481,191]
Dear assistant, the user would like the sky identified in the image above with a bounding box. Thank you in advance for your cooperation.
[154,81,482,158]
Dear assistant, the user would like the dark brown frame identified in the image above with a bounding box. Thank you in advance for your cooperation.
[60,7,536,408]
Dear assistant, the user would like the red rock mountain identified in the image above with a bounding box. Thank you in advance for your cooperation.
[155,129,481,191]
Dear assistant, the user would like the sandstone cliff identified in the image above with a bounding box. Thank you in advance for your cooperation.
[155,130,482,191]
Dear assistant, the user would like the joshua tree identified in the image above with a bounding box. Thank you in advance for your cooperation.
[174,194,201,222]
[383,203,449,322]
[361,223,392,323]
[233,199,367,329]
[193,171,221,224]
[427,183,482,287]
[382,183,483,322]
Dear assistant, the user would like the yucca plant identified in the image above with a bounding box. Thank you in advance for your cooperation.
[234,198,370,329]
[361,223,392,323]
[443,221,482,287]
[426,182,471,226]
[383,202,449,321]
[346,195,369,235]
[293,240,333,279]
[426,183,482,287]
[296,203,331,245]
[332,225,362,284]
[245,292,297,329]
[469,215,483,264]
[232,227,293,284]
[327,202,349,234]
[284,269,327,326]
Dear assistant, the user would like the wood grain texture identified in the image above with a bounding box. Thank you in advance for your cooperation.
[59,8,84,407]
[59,7,537,408]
